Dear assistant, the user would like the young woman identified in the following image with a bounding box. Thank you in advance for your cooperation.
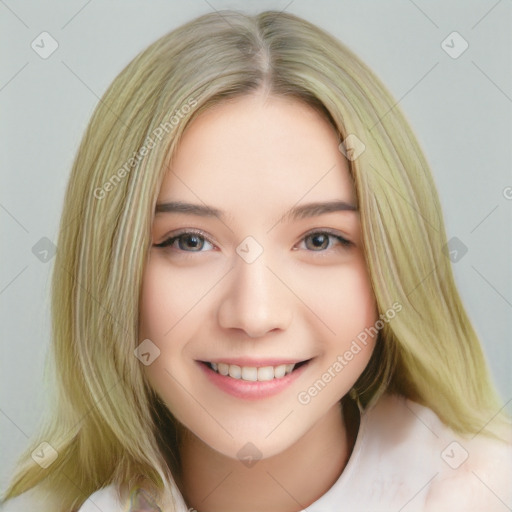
[2,9,510,512]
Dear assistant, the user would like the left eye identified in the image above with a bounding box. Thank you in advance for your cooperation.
[299,232,351,251]
[155,232,214,252]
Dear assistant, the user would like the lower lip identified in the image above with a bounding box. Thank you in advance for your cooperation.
[197,360,312,400]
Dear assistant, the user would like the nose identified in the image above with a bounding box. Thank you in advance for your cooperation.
[216,256,293,338]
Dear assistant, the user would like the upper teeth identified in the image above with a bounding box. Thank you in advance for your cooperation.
[210,362,296,381]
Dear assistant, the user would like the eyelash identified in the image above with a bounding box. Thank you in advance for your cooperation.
[154,229,352,253]
[154,229,215,252]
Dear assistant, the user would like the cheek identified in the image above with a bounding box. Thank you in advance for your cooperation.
[139,260,176,341]
[138,258,196,391]
[331,264,377,336]
[295,256,377,339]
[138,258,195,413]
[138,254,223,399]
[295,256,378,386]
[139,254,216,340]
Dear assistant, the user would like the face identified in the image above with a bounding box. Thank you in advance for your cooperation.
[139,93,378,460]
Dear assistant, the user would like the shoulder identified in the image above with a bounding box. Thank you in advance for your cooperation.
[424,433,512,512]
[78,484,182,511]
[1,485,123,512]
[361,393,512,510]
[3,483,186,512]
[77,484,124,511]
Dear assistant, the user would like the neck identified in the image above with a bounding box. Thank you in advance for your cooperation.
[174,399,359,512]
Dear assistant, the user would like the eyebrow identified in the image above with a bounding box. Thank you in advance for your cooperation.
[155,200,357,222]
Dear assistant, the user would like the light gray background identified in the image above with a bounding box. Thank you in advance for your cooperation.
[1,0,511,491]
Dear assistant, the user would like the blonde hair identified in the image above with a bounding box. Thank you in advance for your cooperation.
[3,9,508,511]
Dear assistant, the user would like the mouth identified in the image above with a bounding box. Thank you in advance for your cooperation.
[198,359,313,382]
[197,358,314,400]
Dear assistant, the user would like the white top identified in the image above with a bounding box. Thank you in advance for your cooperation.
[4,393,511,511]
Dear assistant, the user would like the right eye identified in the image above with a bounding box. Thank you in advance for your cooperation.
[154,231,215,252]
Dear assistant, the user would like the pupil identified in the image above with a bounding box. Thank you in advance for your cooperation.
[181,234,203,251]
[309,234,328,250]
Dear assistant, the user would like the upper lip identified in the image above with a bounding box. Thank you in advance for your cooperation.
[198,357,312,367]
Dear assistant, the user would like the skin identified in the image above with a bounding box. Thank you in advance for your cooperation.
[139,92,379,512]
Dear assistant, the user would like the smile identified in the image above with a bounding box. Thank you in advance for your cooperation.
[197,359,313,400]
[205,361,309,381]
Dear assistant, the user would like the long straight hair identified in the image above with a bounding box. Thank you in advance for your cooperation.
[3,10,508,511]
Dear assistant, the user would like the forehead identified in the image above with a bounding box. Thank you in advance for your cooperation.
[158,94,355,216]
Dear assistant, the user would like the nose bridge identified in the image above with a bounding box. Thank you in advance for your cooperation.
[217,251,292,337]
